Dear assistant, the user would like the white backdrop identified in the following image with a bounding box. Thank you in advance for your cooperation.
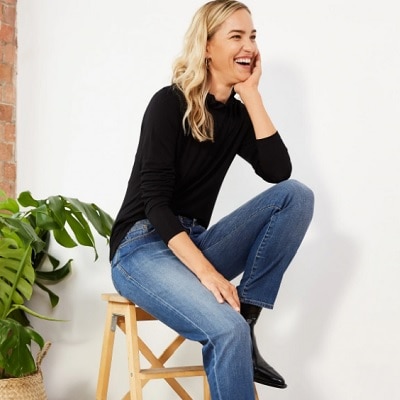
[16,0,400,399]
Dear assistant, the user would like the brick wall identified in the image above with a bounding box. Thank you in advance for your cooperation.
[0,0,16,198]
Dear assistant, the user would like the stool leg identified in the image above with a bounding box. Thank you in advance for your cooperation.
[203,376,210,400]
[124,303,143,400]
[254,384,259,400]
[96,303,118,399]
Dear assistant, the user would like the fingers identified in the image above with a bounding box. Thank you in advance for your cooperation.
[252,52,261,70]
[210,281,240,312]
[224,286,240,312]
[200,271,241,312]
[251,54,262,79]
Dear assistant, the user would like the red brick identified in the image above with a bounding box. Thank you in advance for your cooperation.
[0,103,13,121]
[4,122,14,140]
[4,43,15,64]
[3,161,15,180]
[0,179,15,198]
[3,5,16,27]
[1,0,17,7]
[0,63,12,81]
[3,82,14,103]
[0,23,14,43]
[0,141,13,161]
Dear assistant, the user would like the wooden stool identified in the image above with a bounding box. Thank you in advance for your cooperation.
[96,293,259,400]
[96,293,210,400]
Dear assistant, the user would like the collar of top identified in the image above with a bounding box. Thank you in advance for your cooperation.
[206,90,237,109]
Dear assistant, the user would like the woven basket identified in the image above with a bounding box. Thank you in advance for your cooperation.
[0,342,51,400]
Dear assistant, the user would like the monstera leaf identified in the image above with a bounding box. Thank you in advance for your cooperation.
[0,223,36,318]
[1,191,113,310]
[0,190,113,378]
[0,318,45,378]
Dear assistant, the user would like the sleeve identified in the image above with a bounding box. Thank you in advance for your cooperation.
[237,111,292,183]
[139,88,185,243]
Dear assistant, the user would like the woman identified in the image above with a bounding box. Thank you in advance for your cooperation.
[110,1,314,398]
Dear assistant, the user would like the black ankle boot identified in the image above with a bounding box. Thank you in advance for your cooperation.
[240,303,287,389]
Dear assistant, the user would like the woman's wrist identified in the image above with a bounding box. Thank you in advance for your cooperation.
[241,93,276,138]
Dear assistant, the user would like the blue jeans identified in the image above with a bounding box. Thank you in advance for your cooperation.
[111,179,314,399]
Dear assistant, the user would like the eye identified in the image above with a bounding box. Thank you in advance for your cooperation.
[231,34,242,40]
[250,35,257,41]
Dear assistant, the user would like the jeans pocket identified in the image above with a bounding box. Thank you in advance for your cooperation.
[115,219,158,261]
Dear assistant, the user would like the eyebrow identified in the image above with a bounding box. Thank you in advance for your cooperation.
[227,29,257,35]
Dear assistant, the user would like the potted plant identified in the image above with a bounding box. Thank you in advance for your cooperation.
[0,190,113,397]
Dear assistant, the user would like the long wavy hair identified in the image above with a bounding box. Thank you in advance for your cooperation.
[172,0,251,142]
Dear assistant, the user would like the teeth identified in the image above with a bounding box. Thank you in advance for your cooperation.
[235,58,251,65]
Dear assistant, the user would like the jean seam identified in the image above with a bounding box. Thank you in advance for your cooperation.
[241,210,279,308]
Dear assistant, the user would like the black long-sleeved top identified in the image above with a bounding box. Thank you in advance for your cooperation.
[109,85,291,260]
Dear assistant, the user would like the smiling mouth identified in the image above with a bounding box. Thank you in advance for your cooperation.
[235,57,252,66]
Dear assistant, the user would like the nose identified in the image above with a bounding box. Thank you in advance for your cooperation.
[243,38,257,54]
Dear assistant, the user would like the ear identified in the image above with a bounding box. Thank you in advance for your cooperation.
[205,40,211,58]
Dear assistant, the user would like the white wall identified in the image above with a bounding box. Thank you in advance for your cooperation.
[16,0,400,399]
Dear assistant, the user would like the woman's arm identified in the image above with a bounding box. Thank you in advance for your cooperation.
[234,53,276,139]
[235,53,292,182]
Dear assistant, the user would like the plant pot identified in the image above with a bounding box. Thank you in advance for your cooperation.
[0,342,51,400]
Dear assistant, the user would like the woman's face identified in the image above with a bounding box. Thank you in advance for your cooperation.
[206,9,258,89]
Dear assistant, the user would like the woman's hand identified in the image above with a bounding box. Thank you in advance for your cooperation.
[233,52,277,139]
[198,269,240,312]
[234,52,262,99]
[168,231,240,312]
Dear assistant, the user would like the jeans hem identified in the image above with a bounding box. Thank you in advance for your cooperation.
[239,297,274,310]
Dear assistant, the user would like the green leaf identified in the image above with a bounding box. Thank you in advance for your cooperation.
[33,204,60,230]
[7,308,31,327]
[47,253,60,269]
[93,204,114,238]
[34,259,72,308]
[47,196,66,228]
[17,191,40,208]
[0,262,33,300]
[0,237,34,319]
[0,197,19,214]
[66,212,94,247]
[0,318,44,378]
[31,235,51,270]
[1,217,45,253]
[35,259,72,283]
[34,281,60,308]
[52,227,77,248]
[65,197,113,239]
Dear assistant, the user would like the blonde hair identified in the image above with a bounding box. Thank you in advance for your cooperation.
[172,0,251,142]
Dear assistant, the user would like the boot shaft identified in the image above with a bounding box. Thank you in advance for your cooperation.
[240,303,262,325]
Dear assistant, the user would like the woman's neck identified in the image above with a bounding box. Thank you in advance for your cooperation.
[208,82,233,104]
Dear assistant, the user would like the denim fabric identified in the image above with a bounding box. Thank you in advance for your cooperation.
[111,179,314,399]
